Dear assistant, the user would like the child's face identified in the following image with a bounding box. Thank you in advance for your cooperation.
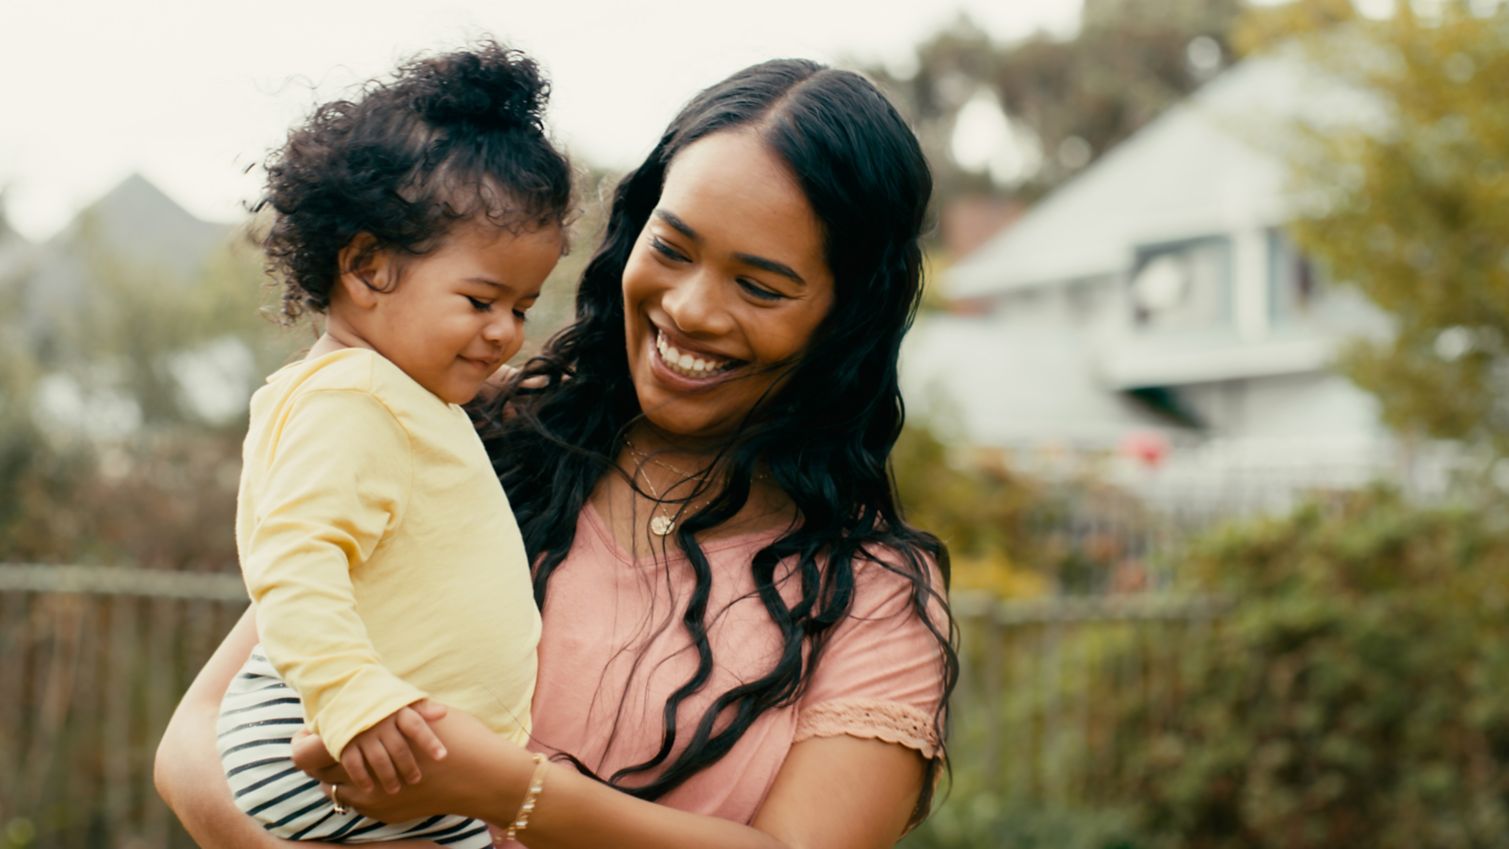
[362,220,563,404]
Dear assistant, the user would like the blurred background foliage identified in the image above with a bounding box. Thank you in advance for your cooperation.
[0,226,296,567]
[1119,487,1509,849]
[866,0,1246,205]
[3,0,1509,847]
[908,487,1509,849]
[1272,1,1509,460]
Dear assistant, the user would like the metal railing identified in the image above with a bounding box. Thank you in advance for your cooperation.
[948,591,1226,808]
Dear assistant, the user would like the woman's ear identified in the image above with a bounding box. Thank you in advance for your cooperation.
[335,233,393,309]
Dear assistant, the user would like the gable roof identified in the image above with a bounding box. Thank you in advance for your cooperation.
[21,174,231,324]
[948,47,1371,299]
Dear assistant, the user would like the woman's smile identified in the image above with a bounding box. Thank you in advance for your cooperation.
[651,324,743,384]
[621,130,834,438]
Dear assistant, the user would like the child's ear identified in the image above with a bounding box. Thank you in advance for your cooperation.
[335,233,394,309]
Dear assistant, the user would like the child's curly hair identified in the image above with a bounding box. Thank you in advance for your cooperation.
[256,40,573,322]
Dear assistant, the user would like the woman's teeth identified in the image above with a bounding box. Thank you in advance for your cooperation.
[656,331,736,379]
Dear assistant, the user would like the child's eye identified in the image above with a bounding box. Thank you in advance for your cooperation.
[466,296,492,311]
[649,236,687,262]
[513,308,528,322]
[738,279,786,302]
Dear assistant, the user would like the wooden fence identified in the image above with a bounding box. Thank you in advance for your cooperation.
[948,591,1226,807]
[0,565,247,849]
[0,565,1226,848]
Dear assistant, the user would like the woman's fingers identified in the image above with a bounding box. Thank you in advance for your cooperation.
[292,731,339,773]
[306,761,346,784]
[325,777,382,813]
[395,705,448,761]
[292,733,347,784]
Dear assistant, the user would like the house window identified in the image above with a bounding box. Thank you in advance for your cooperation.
[1268,229,1320,326]
[1129,237,1231,331]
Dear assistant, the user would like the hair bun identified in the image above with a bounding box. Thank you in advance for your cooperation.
[408,41,549,133]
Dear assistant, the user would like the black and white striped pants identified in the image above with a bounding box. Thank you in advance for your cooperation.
[217,649,493,848]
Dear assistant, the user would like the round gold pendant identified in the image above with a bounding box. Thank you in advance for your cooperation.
[649,515,675,536]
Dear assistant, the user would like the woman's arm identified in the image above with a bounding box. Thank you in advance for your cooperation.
[297,711,925,849]
[154,606,290,849]
[526,734,925,849]
[152,607,437,849]
[753,735,926,849]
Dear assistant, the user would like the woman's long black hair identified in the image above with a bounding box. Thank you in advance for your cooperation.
[479,58,959,822]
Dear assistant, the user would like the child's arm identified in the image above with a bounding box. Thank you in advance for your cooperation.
[243,389,428,760]
[292,710,925,849]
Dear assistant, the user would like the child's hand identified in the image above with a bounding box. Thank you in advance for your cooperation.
[340,701,449,794]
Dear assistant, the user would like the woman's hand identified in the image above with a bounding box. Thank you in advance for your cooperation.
[294,707,531,826]
[478,363,522,402]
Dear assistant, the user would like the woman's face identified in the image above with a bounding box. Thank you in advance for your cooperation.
[621,130,835,442]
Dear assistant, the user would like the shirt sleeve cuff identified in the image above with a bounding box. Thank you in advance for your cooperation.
[310,666,431,759]
[794,697,941,759]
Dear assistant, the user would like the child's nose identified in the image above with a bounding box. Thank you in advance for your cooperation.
[482,316,515,346]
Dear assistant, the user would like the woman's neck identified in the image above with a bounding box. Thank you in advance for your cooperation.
[595,421,793,554]
[620,421,732,470]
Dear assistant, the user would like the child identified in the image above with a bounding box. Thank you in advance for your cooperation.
[215,41,571,848]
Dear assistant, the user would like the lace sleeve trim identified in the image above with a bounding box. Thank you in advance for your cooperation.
[794,698,940,759]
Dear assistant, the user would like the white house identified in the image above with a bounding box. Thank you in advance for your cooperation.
[902,48,1405,486]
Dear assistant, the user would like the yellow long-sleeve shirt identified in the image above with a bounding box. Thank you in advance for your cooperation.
[235,347,538,758]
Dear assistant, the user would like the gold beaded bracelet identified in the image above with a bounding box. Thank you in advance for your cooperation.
[503,752,550,842]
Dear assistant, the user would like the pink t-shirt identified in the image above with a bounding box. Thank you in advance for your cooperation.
[519,503,948,827]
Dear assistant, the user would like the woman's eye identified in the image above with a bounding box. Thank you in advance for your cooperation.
[738,279,786,302]
[649,237,687,262]
[466,296,492,311]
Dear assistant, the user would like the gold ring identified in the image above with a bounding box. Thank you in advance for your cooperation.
[328,783,351,815]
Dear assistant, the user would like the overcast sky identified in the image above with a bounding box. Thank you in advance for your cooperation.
[0,0,1083,242]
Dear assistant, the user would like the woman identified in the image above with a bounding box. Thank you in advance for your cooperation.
[156,57,957,849]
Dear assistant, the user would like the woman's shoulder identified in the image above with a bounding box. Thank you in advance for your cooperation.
[796,539,951,759]
[842,539,948,619]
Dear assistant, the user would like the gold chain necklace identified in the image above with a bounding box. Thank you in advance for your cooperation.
[621,438,773,538]
[622,438,701,537]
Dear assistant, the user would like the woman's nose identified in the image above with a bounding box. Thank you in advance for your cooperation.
[661,270,732,336]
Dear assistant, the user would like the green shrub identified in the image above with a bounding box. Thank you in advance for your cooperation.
[903,794,1142,849]
[1120,488,1509,849]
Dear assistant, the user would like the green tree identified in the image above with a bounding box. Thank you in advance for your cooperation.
[868,0,1247,204]
[1264,0,1509,455]
[515,165,617,353]
[0,223,299,566]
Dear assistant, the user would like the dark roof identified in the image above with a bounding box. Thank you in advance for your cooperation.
[22,174,232,325]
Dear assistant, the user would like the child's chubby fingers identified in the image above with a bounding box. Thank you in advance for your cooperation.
[394,705,448,761]
[339,745,376,794]
[360,734,403,794]
[378,719,423,785]
[409,698,448,723]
